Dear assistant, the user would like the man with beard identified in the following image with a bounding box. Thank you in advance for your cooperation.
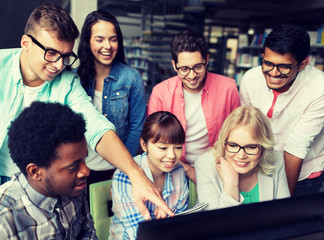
[148,30,240,183]
[0,102,97,239]
[240,24,324,197]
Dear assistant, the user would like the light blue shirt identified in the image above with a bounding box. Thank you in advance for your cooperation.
[0,48,115,177]
[109,152,189,240]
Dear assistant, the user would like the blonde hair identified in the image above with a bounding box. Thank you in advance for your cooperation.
[210,106,275,175]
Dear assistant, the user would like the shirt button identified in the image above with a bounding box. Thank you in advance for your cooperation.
[49,206,52,210]
[116,92,120,96]
[106,79,109,82]
[104,114,107,117]
[104,96,108,99]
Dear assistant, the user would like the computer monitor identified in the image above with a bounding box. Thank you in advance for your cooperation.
[137,193,324,240]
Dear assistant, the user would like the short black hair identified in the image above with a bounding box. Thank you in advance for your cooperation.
[263,24,310,63]
[8,102,86,175]
[170,30,209,62]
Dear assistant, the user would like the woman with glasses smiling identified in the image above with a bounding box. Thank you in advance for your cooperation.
[195,106,290,210]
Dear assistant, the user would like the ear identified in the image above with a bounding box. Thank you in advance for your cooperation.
[21,34,31,50]
[26,163,42,181]
[261,53,264,59]
[205,54,210,65]
[171,60,177,72]
[140,138,147,153]
[297,58,308,71]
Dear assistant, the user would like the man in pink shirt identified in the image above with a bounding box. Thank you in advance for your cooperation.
[147,30,240,183]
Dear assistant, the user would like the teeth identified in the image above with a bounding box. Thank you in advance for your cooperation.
[236,161,247,166]
[46,67,57,74]
[162,161,174,166]
[101,52,112,56]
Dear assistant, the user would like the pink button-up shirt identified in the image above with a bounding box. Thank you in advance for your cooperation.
[147,72,240,163]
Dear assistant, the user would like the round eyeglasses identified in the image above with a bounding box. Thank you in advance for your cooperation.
[175,62,206,76]
[261,60,299,75]
[224,142,261,155]
[27,34,78,67]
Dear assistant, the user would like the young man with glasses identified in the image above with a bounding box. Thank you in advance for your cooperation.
[240,24,324,197]
[0,3,173,220]
[148,30,240,183]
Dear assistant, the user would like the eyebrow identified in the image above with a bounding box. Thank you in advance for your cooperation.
[63,159,82,169]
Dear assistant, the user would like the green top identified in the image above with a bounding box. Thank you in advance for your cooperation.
[240,183,259,204]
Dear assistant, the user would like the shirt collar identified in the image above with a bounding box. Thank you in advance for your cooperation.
[13,49,23,85]
[17,172,59,213]
[139,153,175,199]
[104,61,119,82]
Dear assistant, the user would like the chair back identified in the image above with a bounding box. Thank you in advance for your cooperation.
[89,180,113,240]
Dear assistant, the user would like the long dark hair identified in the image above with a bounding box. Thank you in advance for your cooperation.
[77,10,126,88]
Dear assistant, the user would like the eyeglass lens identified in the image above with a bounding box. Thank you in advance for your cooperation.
[261,61,297,75]
[178,63,205,75]
[225,142,260,155]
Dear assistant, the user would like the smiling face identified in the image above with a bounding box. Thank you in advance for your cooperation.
[261,47,307,91]
[141,139,183,178]
[172,51,209,94]
[20,30,74,86]
[37,138,90,197]
[225,125,261,176]
[90,20,118,70]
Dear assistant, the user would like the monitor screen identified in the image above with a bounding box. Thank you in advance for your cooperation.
[137,193,324,240]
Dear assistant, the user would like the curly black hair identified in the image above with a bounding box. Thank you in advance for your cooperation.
[8,102,86,175]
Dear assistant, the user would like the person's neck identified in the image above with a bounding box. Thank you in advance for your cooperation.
[20,51,45,87]
[239,168,258,192]
[273,80,294,93]
[94,61,112,80]
[148,162,166,190]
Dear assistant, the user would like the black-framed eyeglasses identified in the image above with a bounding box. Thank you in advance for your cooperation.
[224,142,261,155]
[261,60,299,75]
[175,62,206,76]
[27,34,78,67]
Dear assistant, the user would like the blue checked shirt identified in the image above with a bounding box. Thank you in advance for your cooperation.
[109,153,189,240]
[0,173,97,239]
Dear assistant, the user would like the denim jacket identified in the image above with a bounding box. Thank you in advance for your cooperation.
[83,61,146,156]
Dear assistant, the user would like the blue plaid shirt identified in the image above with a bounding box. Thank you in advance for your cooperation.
[109,153,189,240]
[0,173,97,239]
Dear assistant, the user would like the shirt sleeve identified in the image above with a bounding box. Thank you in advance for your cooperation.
[111,170,146,240]
[274,152,291,199]
[239,70,253,107]
[230,83,241,111]
[65,74,116,151]
[147,85,163,115]
[284,94,324,159]
[0,210,14,239]
[124,70,147,156]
